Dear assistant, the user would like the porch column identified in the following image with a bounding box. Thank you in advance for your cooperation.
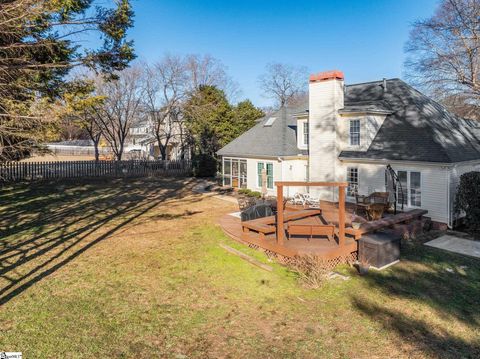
[276,184,284,245]
[338,185,345,246]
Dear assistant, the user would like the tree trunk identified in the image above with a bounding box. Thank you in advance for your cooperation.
[93,135,101,162]
[159,145,167,160]
[94,141,100,162]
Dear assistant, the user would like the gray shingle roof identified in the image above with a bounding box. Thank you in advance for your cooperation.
[217,104,308,158]
[339,79,480,163]
[338,100,393,114]
[218,78,480,163]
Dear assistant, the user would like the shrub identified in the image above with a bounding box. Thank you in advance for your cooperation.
[250,191,262,198]
[237,189,262,198]
[193,154,217,178]
[455,171,480,232]
[288,255,330,288]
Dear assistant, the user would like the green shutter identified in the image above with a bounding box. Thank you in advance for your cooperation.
[266,163,273,189]
[257,162,264,187]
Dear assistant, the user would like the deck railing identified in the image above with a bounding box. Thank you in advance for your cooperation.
[0,159,192,183]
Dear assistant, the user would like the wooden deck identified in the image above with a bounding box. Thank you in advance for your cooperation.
[218,200,428,262]
[219,213,358,259]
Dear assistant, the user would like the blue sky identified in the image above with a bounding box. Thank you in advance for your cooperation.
[129,0,438,107]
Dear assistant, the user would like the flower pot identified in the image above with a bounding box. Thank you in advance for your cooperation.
[358,264,370,276]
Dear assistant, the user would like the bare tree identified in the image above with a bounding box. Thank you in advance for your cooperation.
[185,54,240,100]
[142,56,188,160]
[92,67,144,160]
[258,63,308,107]
[405,0,480,119]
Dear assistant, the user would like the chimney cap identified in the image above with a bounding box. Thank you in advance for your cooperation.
[309,70,344,83]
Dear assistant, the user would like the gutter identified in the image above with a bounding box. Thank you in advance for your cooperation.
[338,156,456,168]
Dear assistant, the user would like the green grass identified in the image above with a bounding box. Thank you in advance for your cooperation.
[0,178,479,358]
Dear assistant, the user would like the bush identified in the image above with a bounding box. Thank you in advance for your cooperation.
[193,154,217,178]
[455,171,480,232]
[238,188,262,198]
[250,191,262,198]
[288,255,330,289]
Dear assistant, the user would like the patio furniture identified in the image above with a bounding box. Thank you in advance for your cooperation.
[260,196,288,214]
[240,203,274,222]
[292,192,320,209]
[355,192,390,220]
[304,194,320,209]
[292,193,307,206]
[287,224,335,241]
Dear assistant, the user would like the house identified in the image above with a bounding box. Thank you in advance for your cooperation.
[217,71,480,227]
[125,116,188,160]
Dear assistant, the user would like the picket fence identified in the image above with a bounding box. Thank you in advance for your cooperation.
[0,160,192,183]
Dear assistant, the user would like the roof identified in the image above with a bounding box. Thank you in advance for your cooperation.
[217,104,308,158]
[338,100,393,115]
[217,78,480,163]
[339,79,480,163]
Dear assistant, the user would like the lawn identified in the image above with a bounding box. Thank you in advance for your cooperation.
[0,178,479,358]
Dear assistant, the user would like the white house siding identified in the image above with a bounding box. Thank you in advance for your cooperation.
[222,156,307,197]
[337,114,386,152]
[338,161,451,225]
[449,161,480,226]
[281,159,309,198]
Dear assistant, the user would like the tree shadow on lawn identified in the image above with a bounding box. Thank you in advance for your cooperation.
[0,177,202,306]
[351,238,480,358]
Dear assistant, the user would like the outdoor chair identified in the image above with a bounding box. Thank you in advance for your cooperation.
[355,192,390,220]
[292,193,307,206]
[292,193,320,209]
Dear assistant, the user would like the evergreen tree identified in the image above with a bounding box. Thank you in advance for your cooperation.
[0,0,135,161]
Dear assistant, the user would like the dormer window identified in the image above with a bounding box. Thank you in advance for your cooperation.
[349,119,360,146]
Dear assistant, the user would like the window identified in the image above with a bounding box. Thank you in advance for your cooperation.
[303,122,309,145]
[223,159,231,186]
[350,119,360,146]
[223,158,247,188]
[397,170,421,207]
[410,172,421,207]
[264,117,276,127]
[347,167,358,197]
[257,162,274,189]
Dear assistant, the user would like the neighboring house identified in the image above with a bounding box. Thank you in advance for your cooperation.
[217,71,480,227]
[125,116,188,160]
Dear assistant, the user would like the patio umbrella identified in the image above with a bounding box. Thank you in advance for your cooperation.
[261,168,267,198]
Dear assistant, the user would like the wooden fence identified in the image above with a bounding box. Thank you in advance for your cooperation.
[0,160,192,183]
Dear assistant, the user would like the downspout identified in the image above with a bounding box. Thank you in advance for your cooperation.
[447,166,451,228]
[277,157,284,197]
